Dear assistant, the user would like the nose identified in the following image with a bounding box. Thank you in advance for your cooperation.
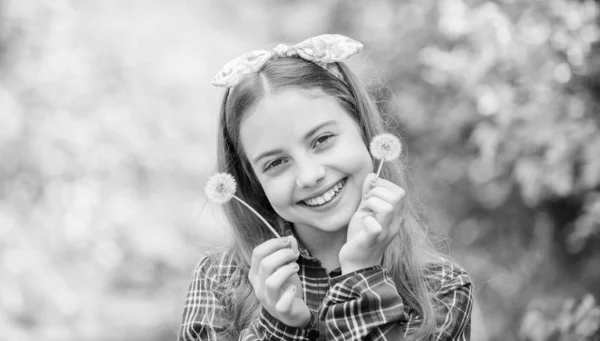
[295,157,326,188]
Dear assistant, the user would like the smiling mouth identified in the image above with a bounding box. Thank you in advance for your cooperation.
[301,179,346,207]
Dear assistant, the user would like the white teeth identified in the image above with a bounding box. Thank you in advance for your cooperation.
[303,180,344,207]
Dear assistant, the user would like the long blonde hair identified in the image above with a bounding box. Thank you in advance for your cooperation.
[214,56,446,340]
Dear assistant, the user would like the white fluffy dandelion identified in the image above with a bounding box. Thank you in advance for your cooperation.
[205,172,281,238]
[370,133,402,160]
[205,173,237,204]
[369,133,403,178]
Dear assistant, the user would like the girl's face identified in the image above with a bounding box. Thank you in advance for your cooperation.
[240,88,373,235]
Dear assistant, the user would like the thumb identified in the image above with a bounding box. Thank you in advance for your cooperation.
[362,173,377,196]
[357,173,377,212]
[347,216,381,250]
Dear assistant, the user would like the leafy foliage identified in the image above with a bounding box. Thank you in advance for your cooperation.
[520,294,600,340]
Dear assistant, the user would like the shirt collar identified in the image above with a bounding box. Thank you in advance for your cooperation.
[281,221,343,276]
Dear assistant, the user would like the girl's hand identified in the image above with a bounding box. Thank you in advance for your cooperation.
[248,236,311,328]
[339,173,405,274]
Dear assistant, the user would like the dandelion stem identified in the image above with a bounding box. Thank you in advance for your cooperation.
[375,159,384,178]
[233,195,281,238]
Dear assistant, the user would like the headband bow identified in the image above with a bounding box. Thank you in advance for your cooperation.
[211,34,363,88]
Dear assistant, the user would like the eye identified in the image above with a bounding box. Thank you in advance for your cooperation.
[264,158,287,172]
[313,134,334,148]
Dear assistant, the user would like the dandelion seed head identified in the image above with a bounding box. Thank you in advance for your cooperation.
[370,133,402,160]
[205,173,237,204]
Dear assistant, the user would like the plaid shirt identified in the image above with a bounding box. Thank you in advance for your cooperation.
[178,239,472,341]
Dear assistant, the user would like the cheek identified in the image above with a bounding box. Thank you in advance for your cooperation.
[260,178,294,208]
[338,145,373,192]
[340,142,373,172]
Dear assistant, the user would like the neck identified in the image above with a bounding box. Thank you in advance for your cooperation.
[291,224,346,273]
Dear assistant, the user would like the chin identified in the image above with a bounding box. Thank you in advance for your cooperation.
[306,214,353,233]
[316,222,348,233]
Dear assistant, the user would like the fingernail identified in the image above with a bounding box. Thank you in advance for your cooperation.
[281,237,290,244]
[288,285,296,293]
[371,177,378,186]
[290,262,299,270]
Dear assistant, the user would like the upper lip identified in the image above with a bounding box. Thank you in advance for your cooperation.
[298,179,343,202]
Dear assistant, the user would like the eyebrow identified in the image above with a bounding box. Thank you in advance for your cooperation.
[251,120,337,165]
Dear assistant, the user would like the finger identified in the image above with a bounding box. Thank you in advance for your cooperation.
[264,262,300,297]
[369,177,402,191]
[259,247,299,278]
[275,285,296,315]
[250,237,292,277]
[364,215,383,234]
[362,196,394,224]
[365,186,404,206]
[288,235,299,254]
[360,216,382,247]
[286,274,304,299]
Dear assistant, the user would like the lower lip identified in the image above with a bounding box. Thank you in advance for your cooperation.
[300,178,347,211]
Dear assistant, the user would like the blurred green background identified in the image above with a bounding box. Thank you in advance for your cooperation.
[1,1,599,340]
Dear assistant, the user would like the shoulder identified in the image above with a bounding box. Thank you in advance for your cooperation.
[190,246,245,290]
[424,256,472,295]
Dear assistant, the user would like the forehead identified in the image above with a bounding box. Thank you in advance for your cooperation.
[239,89,355,156]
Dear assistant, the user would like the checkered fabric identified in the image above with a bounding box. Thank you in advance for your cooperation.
[178,236,472,341]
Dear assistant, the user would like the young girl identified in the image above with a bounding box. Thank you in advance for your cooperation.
[178,34,472,341]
